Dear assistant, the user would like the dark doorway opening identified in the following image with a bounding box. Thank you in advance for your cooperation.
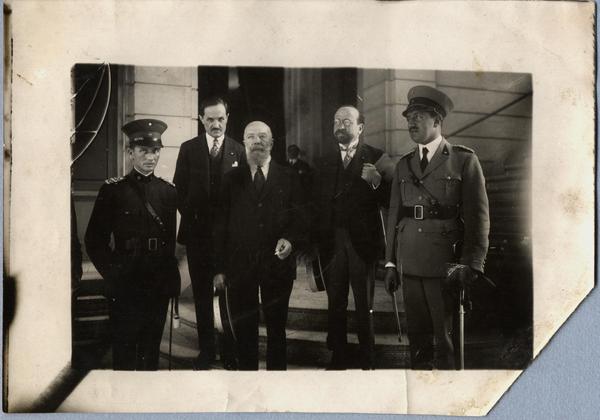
[197,66,358,163]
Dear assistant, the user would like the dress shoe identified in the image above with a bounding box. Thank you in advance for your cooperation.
[222,358,238,370]
[326,351,347,370]
[192,352,215,371]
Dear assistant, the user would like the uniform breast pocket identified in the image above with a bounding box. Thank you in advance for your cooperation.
[399,177,413,201]
[437,173,462,202]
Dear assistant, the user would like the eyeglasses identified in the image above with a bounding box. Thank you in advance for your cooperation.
[334,118,355,127]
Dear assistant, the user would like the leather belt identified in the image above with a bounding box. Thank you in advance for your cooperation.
[401,205,459,220]
[120,237,168,256]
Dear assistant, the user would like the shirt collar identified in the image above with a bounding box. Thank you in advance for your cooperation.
[133,167,154,177]
[250,155,272,178]
[206,133,225,146]
[419,135,443,159]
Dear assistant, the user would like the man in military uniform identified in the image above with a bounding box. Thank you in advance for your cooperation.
[85,119,180,370]
[383,86,490,369]
[312,105,390,370]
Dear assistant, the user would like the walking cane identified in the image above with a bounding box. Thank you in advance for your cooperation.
[168,297,179,371]
[380,208,403,340]
[168,297,174,371]
[458,286,465,370]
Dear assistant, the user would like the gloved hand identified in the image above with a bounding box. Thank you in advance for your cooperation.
[455,265,478,287]
[384,267,400,295]
[213,273,227,294]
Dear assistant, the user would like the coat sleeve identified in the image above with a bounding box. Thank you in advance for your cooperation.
[173,143,190,219]
[84,184,115,280]
[384,163,402,264]
[213,172,232,274]
[459,153,490,272]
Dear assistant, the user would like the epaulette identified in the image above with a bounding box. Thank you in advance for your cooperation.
[452,144,474,153]
[104,176,125,184]
[398,148,417,160]
[157,176,176,187]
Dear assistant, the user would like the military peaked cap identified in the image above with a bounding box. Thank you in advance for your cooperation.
[122,119,167,148]
[402,85,454,118]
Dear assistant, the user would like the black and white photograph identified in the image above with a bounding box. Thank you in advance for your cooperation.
[70,65,533,372]
[3,0,595,415]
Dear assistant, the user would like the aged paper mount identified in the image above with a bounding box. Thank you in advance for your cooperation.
[4,0,595,415]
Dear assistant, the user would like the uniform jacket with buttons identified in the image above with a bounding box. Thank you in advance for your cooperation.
[173,135,245,246]
[385,138,490,277]
[85,170,180,297]
[213,161,308,286]
[312,141,390,264]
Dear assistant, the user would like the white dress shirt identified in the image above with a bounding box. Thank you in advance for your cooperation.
[339,137,360,162]
[418,135,443,162]
[250,155,272,180]
[206,133,225,153]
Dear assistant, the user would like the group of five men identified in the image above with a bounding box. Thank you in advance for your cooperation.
[85,85,489,371]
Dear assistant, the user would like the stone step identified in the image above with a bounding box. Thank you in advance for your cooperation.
[160,307,529,370]
[178,297,405,335]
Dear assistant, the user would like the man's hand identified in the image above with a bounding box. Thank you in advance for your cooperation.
[455,265,478,287]
[384,267,400,296]
[275,238,293,260]
[361,163,382,187]
[213,273,226,293]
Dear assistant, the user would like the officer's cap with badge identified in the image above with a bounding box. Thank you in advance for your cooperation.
[402,85,454,119]
[122,119,168,148]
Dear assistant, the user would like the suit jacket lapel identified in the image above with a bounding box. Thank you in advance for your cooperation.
[260,161,280,200]
[347,141,366,179]
[422,137,450,177]
[222,136,240,172]
[410,147,422,178]
[193,136,210,193]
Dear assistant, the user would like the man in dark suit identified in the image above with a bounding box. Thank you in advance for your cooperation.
[286,144,312,195]
[312,105,390,370]
[85,119,180,370]
[383,86,490,369]
[173,97,245,369]
[213,121,306,370]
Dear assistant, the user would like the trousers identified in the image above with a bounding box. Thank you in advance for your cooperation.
[325,228,375,369]
[402,274,456,369]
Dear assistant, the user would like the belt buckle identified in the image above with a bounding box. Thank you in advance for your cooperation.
[148,238,158,251]
[414,205,424,220]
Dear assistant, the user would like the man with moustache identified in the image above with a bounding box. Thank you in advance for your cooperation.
[312,105,389,370]
[173,97,245,370]
[383,86,489,369]
[213,121,306,370]
[85,119,180,370]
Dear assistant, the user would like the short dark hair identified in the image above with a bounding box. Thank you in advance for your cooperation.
[336,105,365,125]
[199,96,229,117]
[287,144,300,158]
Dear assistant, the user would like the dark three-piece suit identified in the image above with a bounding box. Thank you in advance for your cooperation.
[173,135,245,362]
[214,161,307,370]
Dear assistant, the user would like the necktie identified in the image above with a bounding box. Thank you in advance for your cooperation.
[254,166,265,193]
[420,147,429,172]
[342,145,356,169]
[210,137,220,158]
